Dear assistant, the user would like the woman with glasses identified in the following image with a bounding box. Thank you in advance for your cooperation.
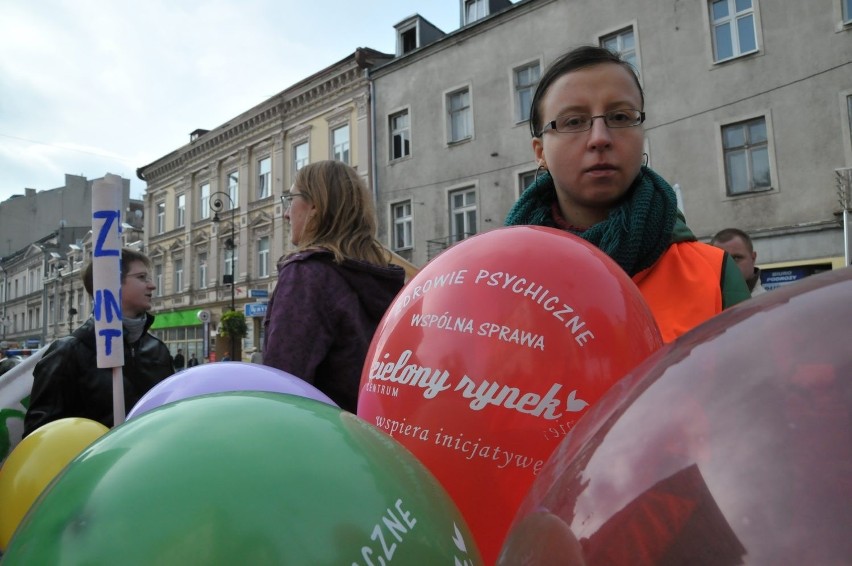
[505,46,748,342]
[24,248,174,435]
[264,160,405,411]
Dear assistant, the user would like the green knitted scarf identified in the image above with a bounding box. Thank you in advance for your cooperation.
[505,166,678,276]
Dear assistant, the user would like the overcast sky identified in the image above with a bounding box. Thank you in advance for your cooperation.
[0,0,463,202]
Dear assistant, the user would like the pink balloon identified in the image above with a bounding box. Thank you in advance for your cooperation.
[500,267,852,565]
[127,362,338,420]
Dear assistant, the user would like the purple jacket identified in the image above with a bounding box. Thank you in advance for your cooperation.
[263,250,405,411]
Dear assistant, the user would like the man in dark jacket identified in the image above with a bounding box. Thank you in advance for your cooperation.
[173,348,185,370]
[24,249,174,436]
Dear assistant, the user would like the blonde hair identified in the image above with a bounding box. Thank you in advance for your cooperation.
[291,160,389,265]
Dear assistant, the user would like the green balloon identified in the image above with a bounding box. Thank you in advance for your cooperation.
[4,392,481,565]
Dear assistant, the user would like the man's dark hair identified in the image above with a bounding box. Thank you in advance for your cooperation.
[710,228,754,253]
[83,248,152,297]
[529,45,644,138]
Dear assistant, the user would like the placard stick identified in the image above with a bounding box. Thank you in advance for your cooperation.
[91,174,126,425]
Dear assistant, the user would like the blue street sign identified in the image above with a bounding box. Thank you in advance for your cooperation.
[249,289,269,298]
[244,302,268,317]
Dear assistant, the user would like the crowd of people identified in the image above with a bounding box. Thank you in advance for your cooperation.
[22,45,766,435]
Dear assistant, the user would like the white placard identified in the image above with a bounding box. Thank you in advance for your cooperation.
[91,174,125,367]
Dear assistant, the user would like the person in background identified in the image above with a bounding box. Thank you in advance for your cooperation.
[710,228,766,296]
[172,348,185,370]
[24,248,174,435]
[505,45,749,342]
[263,160,405,412]
[221,352,231,362]
[187,353,199,367]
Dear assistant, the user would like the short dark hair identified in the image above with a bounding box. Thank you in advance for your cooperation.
[529,45,645,138]
[710,228,754,253]
[83,248,152,297]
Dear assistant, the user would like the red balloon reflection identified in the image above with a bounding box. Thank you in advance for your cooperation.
[500,267,852,565]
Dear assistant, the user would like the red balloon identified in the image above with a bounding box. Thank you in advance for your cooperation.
[500,267,852,565]
[358,226,662,563]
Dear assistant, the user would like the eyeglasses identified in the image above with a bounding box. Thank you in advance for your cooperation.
[125,272,154,283]
[539,109,645,135]
[280,193,306,208]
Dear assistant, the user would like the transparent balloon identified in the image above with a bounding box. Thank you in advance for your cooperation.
[500,267,852,565]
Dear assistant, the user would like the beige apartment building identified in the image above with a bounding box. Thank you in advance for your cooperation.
[136,48,393,361]
[371,0,852,288]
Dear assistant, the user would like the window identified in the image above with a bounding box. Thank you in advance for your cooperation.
[392,201,413,251]
[225,249,239,283]
[847,94,852,148]
[293,142,309,175]
[156,202,165,234]
[448,88,472,143]
[710,0,757,62]
[844,0,852,23]
[257,157,271,199]
[197,253,208,289]
[332,125,350,164]
[449,188,477,243]
[200,183,211,220]
[176,194,186,227]
[257,237,270,278]
[722,117,771,195]
[174,259,184,293]
[227,171,239,209]
[154,264,163,297]
[519,171,537,194]
[465,0,487,24]
[390,111,411,160]
[514,63,540,123]
[601,27,639,73]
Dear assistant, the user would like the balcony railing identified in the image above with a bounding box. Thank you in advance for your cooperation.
[426,233,476,261]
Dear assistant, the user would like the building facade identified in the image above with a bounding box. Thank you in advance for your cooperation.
[0,175,140,350]
[136,48,393,361]
[370,0,852,284]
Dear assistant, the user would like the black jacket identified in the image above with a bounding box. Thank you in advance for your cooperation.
[24,315,174,436]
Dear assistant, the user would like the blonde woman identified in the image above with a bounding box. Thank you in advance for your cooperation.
[263,161,405,411]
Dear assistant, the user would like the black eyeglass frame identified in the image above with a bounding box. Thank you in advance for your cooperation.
[537,109,646,136]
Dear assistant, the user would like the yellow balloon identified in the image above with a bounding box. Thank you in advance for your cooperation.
[0,418,109,550]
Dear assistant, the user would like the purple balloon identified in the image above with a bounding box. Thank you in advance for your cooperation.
[127,362,338,420]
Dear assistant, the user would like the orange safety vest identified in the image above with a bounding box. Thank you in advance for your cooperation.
[632,242,725,343]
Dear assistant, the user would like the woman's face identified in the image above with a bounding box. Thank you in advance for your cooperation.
[284,183,315,246]
[532,63,645,227]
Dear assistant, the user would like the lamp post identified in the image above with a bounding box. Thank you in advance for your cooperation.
[210,191,236,359]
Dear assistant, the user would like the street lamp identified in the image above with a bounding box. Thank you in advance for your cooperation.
[210,191,236,359]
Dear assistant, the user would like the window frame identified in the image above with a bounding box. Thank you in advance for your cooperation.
[154,263,164,297]
[200,183,211,220]
[708,0,759,63]
[156,201,166,234]
[464,0,487,25]
[389,109,412,161]
[719,114,775,196]
[599,24,641,75]
[445,85,474,144]
[331,124,351,164]
[257,236,270,278]
[257,157,271,200]
[197,252,208,289]
[176,193,186,228]
[448,186,478,244]
[293,141,309,180]
[174,258,184,293]
[227,170,239,209]
[512,61,541,124]
[391,200,413,251]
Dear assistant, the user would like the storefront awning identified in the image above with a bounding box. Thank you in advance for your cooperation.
[150,309,203,330]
